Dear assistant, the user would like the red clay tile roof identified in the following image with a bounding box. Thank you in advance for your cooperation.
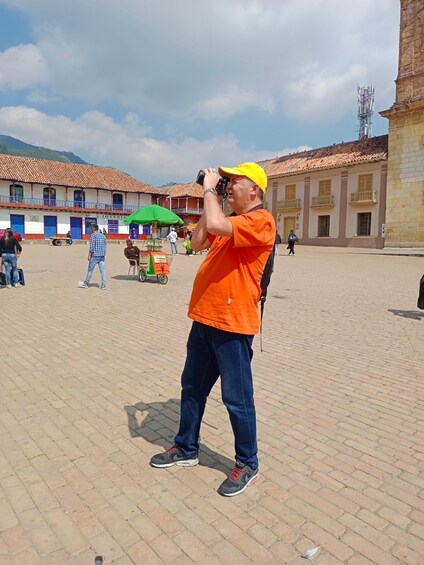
[0,153,167,194]
[165,181,204,198]
[261,135,388,179]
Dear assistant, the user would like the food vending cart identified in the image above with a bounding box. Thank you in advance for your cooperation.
[123,204,184,286]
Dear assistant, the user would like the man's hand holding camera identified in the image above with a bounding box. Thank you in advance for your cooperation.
[203,168,219,192]
[191,167,233,246]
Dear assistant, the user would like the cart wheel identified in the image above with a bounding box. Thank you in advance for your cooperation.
[139,269,147,282]
[157,274,168,285]
[68,239,73,245]
[56,239,62,246]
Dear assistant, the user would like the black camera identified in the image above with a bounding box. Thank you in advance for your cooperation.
[196,170,230,197]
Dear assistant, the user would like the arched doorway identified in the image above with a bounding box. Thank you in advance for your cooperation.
[74,190,85,208]
[113,193,123,210]
[43,187,56,206]
[10,184,23,203]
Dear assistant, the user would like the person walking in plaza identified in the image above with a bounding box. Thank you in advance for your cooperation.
[150,162,275,497]
[78,224,107,289]
[166,227,179,255]
[274,231,282,256]
[0,228,22,288]
[287,229,298,255]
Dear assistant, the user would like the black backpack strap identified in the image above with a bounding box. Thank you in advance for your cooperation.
[231,204,271,352]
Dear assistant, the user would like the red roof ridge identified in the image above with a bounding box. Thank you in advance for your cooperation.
[0,153,167,194]
[260,135,388,178]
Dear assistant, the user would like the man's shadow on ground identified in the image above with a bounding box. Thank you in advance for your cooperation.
[124,399,234,475]
[388,308,424,320]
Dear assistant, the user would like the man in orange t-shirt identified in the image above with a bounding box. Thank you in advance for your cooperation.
[150,162,275,497]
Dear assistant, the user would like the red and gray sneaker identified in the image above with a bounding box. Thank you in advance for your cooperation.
[150,445,199,468]
[217,461,259,496]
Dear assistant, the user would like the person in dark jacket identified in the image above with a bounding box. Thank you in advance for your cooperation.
[0,228,22,287]
[274,232,282,256]
[287,230,298,255]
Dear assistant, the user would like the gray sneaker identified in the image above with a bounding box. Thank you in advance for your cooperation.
[217,462,259,497]
[78,281,89,288]
[150,445,199,468]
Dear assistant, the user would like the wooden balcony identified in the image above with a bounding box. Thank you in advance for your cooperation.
[171,206,204,216]
[311,195,335,209]
[276,198,301,212]
[350,191,377,206]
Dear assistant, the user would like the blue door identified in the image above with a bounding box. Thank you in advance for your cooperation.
[129,223,139,239]
[10,214,25,238]
[70,217,82,240]
[44,216,57,239]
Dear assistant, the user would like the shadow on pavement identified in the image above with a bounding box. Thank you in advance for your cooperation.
[124,399,234,474]
[388,308,424,320]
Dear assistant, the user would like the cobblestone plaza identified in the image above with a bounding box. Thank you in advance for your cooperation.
[1,243,423,564]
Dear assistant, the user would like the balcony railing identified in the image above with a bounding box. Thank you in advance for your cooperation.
[171,207,204,215]
[311,195,335,208]
[0,196,140,213]
[350,191,377,205]
[276,198,301,212]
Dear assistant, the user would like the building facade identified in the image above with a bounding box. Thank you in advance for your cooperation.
[380,0,424,247]
[0,154,165,240]
[263,0,424,249]
[157,181,204,236]
[263,136,388,248]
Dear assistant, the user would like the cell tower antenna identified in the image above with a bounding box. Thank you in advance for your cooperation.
[357,85,375,139]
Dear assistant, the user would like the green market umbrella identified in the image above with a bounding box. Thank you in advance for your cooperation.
[123,204,184,227]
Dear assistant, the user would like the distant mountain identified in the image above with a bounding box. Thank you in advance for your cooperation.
[158,181,178,188]
[0,134,88,165]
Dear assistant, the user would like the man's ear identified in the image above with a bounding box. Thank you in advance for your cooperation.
[252,184,262,199]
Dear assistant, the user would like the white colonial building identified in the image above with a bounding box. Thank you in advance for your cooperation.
[0,154,165,240]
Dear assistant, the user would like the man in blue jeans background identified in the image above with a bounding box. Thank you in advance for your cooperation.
[78,224,107,290]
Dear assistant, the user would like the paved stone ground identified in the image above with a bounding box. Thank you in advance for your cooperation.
[1,241,424,564]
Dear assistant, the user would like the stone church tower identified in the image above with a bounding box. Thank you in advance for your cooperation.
[380,0,424,247]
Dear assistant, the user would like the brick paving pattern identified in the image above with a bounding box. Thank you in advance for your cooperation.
[1,241,423,564]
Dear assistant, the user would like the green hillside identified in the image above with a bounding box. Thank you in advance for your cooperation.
[0,135,88,164]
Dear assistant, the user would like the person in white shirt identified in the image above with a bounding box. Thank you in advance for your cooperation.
[166,227,179,255]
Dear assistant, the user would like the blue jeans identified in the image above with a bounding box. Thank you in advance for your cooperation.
[174,321,258,469]
[2,253,18,285]
[170,241,178,254]
[85,256,106,287]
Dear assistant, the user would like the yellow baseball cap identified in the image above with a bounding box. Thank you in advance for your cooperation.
[218,162,267,192]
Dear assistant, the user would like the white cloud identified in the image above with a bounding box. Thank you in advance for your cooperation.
[0,44,48,90]
[0,0,399,123]
[0,105,309,185]
[284,64,366,122]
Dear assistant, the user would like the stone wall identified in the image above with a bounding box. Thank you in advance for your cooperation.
[384,103,424,246]
[381,0,424,247]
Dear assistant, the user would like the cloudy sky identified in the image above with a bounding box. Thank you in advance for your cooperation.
[0,0,399,186]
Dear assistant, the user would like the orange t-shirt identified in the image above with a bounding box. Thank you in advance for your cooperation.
[188,209,276,335]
